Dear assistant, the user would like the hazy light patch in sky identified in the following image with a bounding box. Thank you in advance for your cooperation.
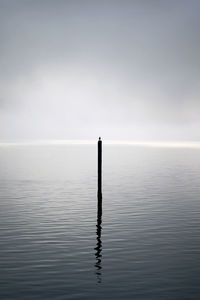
[0,0,200,141]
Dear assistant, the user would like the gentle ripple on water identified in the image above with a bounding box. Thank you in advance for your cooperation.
[0,145,200,299]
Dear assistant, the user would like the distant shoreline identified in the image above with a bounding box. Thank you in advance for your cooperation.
[0,140,200,149]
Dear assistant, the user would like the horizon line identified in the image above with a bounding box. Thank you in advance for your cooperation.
[0,139,200,148]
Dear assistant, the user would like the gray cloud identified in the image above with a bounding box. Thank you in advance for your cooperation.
[0,0,200,140]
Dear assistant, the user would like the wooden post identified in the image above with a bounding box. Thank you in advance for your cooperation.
[98,137,102,199]
[95,137,103,283]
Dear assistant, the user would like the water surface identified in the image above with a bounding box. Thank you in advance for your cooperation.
[0,144,200,299]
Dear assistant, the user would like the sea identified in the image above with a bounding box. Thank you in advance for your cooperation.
[0,143,200,299]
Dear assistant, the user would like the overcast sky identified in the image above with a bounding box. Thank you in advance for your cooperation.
[0,0,200,141]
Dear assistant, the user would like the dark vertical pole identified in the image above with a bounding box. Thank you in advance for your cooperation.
[98,137,102,199]
[95,137,103,283]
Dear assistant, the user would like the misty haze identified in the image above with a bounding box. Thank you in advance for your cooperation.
[1,0,200,141]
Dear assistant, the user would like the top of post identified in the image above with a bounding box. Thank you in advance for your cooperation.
[99,137,101,141]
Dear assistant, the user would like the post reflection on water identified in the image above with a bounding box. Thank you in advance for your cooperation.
[94,195,103,283]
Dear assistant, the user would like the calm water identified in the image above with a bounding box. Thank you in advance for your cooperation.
[0,144,200,299]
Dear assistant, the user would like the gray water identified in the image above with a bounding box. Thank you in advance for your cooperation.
[0,144,200,299]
